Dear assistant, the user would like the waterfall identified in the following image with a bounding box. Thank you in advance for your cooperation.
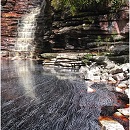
[15,7,40,56]
[10,0,46,58]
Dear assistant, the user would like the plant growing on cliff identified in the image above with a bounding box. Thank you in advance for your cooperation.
[95,35,102,55]
[51,0,128,15]
[104,37,111,49]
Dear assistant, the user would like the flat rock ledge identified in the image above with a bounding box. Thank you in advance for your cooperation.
[100,117,125,130]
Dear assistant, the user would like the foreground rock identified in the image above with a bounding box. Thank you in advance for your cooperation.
[99,116,125,130]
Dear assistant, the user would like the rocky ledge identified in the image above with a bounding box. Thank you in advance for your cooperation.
[80,56,129,94]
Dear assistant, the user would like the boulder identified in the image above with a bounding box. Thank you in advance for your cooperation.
[118,82,128,88]
[110,68,123,75]
[119,63,130,71]
[125,89,129,98]
[113,73,126,81]
[108,76,117,84]
[118,108,129,117]
[99,117,125,130]
[110,45,129,56]
[108,55,129,64]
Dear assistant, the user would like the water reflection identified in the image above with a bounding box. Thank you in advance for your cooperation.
[1,60,38,104]
[1,59,80,102]
[13,60,36,99]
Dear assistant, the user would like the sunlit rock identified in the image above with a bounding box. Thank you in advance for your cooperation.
[118,108,129,117]
[99,116,125,130]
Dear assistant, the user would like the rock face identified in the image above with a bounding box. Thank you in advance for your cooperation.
[108,44,129,63]
[34,0,53,53]
[50,7,129,53]
[1,0,52,55]
[42,53,85,69]
[1,1,129,54]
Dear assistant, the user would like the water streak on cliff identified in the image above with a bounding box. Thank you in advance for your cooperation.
[15,7,40,52]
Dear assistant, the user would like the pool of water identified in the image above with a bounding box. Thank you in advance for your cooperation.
[1,59,116,130]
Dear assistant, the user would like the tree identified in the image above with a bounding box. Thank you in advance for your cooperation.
[51,0,128,15]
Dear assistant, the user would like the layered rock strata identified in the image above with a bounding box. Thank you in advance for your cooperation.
[1,1,129,54]
[50,7,129,53]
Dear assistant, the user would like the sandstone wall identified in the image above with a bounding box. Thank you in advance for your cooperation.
[50,8,129,52]
[1,0,48,53]
[1,1,129,54]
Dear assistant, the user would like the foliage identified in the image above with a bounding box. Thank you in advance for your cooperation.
[51,0,128,15]
[95,35,102,55]
[95,36,102,43]
[82,53,93,64]
[104,37,111,49]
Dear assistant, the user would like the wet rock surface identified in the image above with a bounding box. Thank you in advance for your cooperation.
[100,116,125,130]
[1,0,51,54]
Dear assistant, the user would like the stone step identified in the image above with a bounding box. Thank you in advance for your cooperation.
[50,58,57,61]
[43,62,55,65]
[56,56,78,59]
[56,60,75,62]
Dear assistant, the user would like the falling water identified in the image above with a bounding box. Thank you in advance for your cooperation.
[15,7,40,57]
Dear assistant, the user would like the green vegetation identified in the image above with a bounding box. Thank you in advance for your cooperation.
[51,0,128,15]
[95,36,102,55]
[104,37,111,49]
[82,53,93,64]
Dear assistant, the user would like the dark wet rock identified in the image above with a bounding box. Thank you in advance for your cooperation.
[101,106,117,116]
[92,56,107,65]
[1,0,7,6]
[110,45,129,56]
[100,90,129,122]
[112,91,129,107]
[113,73,126,81]
[108,55,129,64]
